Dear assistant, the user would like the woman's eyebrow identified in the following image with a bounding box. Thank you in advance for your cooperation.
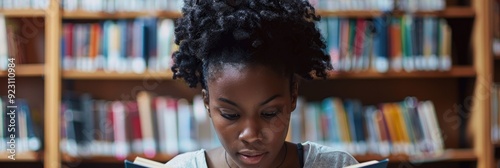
[217,94,281,107]
[259,94,281,106]
[218,98,239,107]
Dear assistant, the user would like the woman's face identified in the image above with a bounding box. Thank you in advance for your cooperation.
[204,64,297,168]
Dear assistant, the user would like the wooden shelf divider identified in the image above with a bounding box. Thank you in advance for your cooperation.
[0,9,46,17]
[0,151,42,162]
[62,70,173,80]
[62,66,474,80]
[0,64,45,77]
[62,10,182,19]
[354,149,477,163]
[62,153,174,163]
[325,66,476,79]
[317,7,474,18]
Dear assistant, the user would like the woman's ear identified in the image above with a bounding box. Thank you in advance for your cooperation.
[202,89,211,117]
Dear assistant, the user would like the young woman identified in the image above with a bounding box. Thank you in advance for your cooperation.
[166,0,359,167]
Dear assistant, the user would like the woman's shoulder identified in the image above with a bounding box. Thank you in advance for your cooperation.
[165,149,208,168]
[301,141,359,167]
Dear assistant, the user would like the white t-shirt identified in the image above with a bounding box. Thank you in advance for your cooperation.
[165,141,359,167]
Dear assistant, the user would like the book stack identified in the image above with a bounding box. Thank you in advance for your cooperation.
[61,18,176,73]
[288,96,444,156]
[317,16,451,73]
[60,92,219,159]
[0,98,42,154]
[492,84,500,143]
[0,0,49,9]
[62,0,183,12]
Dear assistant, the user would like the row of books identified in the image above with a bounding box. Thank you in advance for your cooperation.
[0,98,42,154]
[61,18,177,73]
[491,84,500,143]
[0,0,49,9]
[309,0,445,11]
[317,16,451,72]
[62,0,183,12]
[60,91,219,158]
[288,97,444,156]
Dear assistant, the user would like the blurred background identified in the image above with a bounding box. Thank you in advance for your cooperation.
[0,0,498,167]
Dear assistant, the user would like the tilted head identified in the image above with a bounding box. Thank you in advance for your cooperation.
[171,0,331,167]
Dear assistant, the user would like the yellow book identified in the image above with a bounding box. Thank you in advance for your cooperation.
[334,98,351,143]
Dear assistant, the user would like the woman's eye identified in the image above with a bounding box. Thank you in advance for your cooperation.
[261,110,279,118]
[219,109,239,120]
[221,113,240,120]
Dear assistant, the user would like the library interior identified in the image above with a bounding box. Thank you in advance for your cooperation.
[0,0,499,167]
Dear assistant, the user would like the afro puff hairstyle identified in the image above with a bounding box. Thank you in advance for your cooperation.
[171,0,332,89]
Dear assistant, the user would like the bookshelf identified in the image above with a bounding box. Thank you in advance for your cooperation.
[0,0,496,168]
[0,9,46,17]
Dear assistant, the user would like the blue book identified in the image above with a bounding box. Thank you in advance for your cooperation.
[345,159,389,168]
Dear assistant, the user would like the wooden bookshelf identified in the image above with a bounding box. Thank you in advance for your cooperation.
[0,9,46,17]
[62,153,174,163]
[62,70,173,80]
[0,64,45,77]
[0,151,41,162]
[317,7,474,18]
[62,10,182,19]
[325,66,476,79]
[0,0,492,167]
[354,149,477,163]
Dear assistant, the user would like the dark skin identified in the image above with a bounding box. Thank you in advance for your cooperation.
[202,64,301,168]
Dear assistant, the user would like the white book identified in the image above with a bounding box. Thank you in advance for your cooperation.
[111,101,129,159]
[158,19,174,71]
[164,97,178,155]
[177,98,197,152]
[155,97,168,154]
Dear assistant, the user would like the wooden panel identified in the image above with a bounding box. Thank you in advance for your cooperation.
[471,0,494,167]
[62,153,173,163]
[0,64,44,77]
[62,70,173,80]
[44,0,61,168]
[0,9,46,17]
[0,151,41,162]
[62,11,182,19]
[317,7,474,18]
[326,66,476,79]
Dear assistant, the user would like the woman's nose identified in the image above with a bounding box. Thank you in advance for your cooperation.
[238,119,263,143]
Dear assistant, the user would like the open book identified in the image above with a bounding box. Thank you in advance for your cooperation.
[125,156,388,168]
[344,159,389,168]
[124,157,170,168]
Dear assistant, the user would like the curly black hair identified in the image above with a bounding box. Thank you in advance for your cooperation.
[171,0,332,89]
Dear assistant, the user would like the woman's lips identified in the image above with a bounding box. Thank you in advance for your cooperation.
[237,152,266,165]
